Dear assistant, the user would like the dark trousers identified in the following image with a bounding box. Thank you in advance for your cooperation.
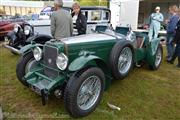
[166,33,175,60]
[171,43,180,66]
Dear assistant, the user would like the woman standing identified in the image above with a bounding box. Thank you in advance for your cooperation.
[167,8,180,68]
[72,2,87,35]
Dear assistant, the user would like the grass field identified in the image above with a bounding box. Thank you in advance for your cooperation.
[0,45,180,120]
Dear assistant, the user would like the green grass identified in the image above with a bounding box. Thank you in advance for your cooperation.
[0,45,180,120]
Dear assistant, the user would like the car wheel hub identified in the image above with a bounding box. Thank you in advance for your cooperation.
[155,48,162,67]
[77,76,101,110]
[118,47,132,74]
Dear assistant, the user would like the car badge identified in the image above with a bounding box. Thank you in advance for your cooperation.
[48,58,52,64]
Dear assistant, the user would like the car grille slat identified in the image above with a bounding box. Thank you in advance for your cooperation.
[44,45,59,78]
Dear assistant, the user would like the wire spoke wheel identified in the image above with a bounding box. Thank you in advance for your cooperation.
[118,47,133,74]
[155,47,162,67]
[77,76,101,111]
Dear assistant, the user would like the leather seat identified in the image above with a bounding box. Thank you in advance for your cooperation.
[136,36,145,48]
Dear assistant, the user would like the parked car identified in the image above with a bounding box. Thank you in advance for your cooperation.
[16,26,163,118]
[32,6,110,36]
[0,21,22,40]
[3,23,52,54]
[4,6,110,54]
[0,15,25,40]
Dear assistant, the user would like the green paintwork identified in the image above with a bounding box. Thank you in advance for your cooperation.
[146,39,161,65]
[19,43,43,55]
[20,29,161,95]
[69,54,105,72]
[24,67,66,93]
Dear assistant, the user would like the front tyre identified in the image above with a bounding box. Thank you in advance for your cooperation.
[16,52,38,86]
[64,67,105,118]
[149,44,163,70]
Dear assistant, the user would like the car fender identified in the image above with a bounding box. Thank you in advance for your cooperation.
[19,43,43,55]
[147,38,161,55]
[68,55,106,72]
[26,34,52,44]
[146,38,161,65]
[68,54,111,90]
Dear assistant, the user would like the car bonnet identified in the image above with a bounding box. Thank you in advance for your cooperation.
[61,33,123,44]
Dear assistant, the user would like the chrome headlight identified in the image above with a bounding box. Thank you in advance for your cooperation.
[33,47,42,61]
[56,53,68,70]
[4,37,9,42]
[24,25,32,35]
[14,24,19,33]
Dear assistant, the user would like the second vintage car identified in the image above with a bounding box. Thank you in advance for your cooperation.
[16,27,163,118]
[3,23,52,54]
[3,6,111,55]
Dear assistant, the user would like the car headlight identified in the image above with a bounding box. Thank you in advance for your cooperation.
[24,29,30,35]
[14,24,20,33]
[33,47,42,61]
[24,25,32,35]
[56,53,68,70]
[4,37,9,42]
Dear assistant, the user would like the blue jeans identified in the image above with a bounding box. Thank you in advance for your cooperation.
[166,33,175,60]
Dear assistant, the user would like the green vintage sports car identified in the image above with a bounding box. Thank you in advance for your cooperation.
[16,26,163,118]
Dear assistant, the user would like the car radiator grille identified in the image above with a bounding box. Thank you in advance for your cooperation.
[44,45,59,78]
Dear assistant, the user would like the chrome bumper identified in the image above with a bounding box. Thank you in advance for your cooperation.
[3,43,21,54]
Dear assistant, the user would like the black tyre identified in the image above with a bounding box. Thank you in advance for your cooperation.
[16,52,38,86]
[64,67,105,118]
[109,43,134,80]
[0,36,4,41]
[149,44,163,70]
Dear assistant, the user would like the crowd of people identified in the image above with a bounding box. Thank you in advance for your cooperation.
[148,5,180,68]
[51,0,180,68]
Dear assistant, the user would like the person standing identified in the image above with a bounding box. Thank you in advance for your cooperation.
[167,8,180,68]
[166,5,179,61]
[71,2,87,35]
[51,0,73,39]
[148,6,164,41]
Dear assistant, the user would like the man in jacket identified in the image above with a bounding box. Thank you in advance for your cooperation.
[51,0,73,39]
[71,2,87,35]
[167,9,180,68]
[166,5,179,61]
